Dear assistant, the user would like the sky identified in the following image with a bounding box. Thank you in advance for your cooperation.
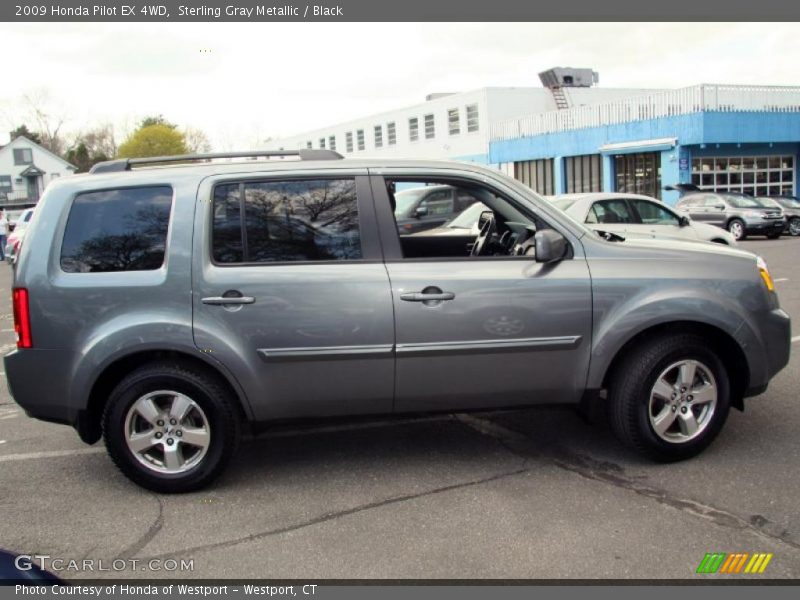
[1,22,799,150]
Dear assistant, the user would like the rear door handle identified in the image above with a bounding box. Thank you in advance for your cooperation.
[202,296,255,305]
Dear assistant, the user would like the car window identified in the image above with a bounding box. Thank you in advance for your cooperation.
[419,190,454,215]
[591,200,635,224]
[631,200,680,225]
[456,190,479,212]
[722,194,760,208]
[60,186,172,273]
[701,196,723,207]
[212,178,362,264]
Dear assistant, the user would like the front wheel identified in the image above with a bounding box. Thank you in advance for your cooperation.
[608,334,730,462]
[788,218,800,237]
[103,363,240,493]
[727,219,746,241]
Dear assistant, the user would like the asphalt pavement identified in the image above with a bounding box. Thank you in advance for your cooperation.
[0,238,799,580]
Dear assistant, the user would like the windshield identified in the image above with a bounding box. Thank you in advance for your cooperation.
[755,197,781,208]
[447,202,489,228]
[551,198,578,211]
[723,194,761,208]
[774,196,800,209]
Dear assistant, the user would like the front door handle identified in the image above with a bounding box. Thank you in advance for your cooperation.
[400,292,455,302]
[400,286,455,307]
[202,296,255,305]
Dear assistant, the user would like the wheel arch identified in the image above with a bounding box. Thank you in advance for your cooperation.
[77,349,252,444]
[598,321,749,412]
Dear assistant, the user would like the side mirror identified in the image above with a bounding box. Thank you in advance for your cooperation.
[414,206,429,218]
[534,229,567,264]
[679,216,691,227]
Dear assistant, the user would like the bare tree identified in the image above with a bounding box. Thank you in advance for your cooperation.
[22,89,68,155]
[184,127,212,153]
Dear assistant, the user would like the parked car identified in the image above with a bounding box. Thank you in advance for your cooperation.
[393,184,479,234]
[758,196,800,237]
[550,193,737,246]
[5,207,34,264]
[4,150,790,493]
[675,192,785,241]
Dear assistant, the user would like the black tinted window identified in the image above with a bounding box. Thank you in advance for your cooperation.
[212,179,362,263]
[61,186,172,273]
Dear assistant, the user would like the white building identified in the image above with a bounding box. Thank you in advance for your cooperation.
[0,136,77,208]
[263,70,661,165]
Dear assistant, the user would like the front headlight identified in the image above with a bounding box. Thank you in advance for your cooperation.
[757,256,775,292]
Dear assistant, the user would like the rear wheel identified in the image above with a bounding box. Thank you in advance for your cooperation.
[103,363,240,493]
[608,334,730,462]
[727,219,746,241]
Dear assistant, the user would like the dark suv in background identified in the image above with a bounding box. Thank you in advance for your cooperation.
[675,192,785,241]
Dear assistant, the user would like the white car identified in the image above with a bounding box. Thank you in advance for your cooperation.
[551,193,737,246]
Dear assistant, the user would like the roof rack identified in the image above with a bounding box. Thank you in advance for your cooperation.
[89,149,344,174]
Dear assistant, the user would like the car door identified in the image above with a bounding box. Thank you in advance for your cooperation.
[192,170,395,421]
[702,195,728,227]
[370,169,593,413]
[588,199,637,237]
[676,195,706,223]
[629,198,688,241]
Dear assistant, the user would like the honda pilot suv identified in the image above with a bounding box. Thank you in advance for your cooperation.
[4,151,791,493]
[675,191,786,241]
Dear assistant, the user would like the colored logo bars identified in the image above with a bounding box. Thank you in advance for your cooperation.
[696,552,773,574]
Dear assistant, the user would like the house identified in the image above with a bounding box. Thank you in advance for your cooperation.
[0,136,77,210]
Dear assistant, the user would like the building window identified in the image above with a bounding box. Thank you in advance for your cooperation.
[387,122,396,145]
[306,141,312,149]
[356,129,365,151]
[448,108,460,136]
[13,148,33,166]
[60,186,173,273]
[514,159,555,195]
[409,117,419,142]
[466,104,479,133]
[328,135,336,151]
[614,152,662,199]
[691,155,794,196]
[0,175,12,193]
[211,179,362,264]
[374,125,383,148]
[319,138,326,149]
[424,114,435,139]
[565,154,603,193]
[345,132,354,153]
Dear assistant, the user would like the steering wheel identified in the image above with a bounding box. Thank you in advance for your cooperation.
[470,212,497,257]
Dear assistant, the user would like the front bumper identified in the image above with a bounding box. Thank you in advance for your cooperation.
[744,307,792,397]
[744,219,786,234]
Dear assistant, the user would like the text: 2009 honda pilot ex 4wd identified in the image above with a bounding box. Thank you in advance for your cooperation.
[4,150,792,492]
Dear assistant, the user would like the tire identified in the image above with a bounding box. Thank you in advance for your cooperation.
[727,219,746,241]
[789,218,800,237]
[102,363,241,493]
[607,334,730,462]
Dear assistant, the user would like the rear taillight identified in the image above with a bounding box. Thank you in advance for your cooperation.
[12,288,32,348]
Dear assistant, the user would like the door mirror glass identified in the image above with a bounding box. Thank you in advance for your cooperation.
[534,229,567,264]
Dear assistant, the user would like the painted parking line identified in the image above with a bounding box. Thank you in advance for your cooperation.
[774,278,789,283]
[0,447,105,463]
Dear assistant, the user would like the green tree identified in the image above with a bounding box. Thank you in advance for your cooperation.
[118,124,188,159]
[9,124,43,145]
[139,115,177,130]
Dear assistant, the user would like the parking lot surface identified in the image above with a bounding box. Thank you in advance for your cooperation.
[1,238,799,580]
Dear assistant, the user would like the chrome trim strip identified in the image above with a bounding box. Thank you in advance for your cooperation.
[258,344,394,360]
[396,335,582,355]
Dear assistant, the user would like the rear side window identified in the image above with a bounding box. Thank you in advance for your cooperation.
[212,178,362,264]
[60,186,172,273]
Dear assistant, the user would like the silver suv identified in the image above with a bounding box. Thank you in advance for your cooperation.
[4,151,791,492]
[675,191,785,241]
